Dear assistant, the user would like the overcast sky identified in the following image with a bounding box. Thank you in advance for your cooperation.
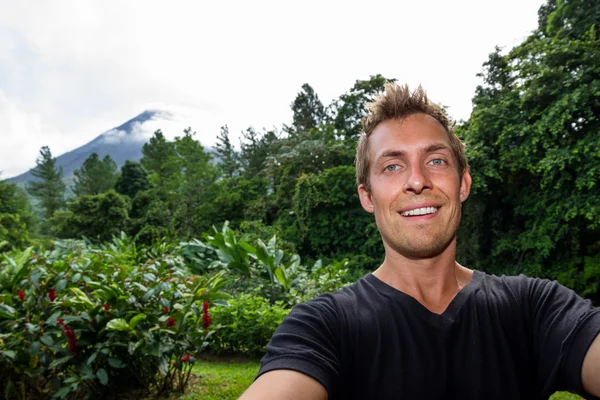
[0,0,544,179]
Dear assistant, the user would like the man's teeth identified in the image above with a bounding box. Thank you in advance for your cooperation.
[402,207,438,217]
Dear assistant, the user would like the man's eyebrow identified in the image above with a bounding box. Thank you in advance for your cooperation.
[376,143,452,162]
[424,143,452,153]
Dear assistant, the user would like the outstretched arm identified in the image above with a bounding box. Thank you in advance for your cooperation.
[582,333,600,396]
[239,370,328,400]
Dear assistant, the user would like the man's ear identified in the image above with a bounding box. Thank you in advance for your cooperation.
[358,184,374,213]
[459,170,472,203]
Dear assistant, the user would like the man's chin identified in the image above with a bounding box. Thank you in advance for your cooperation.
[388,237,455,260]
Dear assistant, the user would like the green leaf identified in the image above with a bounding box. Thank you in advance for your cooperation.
[142,273,156,282]
[96,368,108,385]
[128,339,144,355]
[142,288,156,302]
[72,273,81,282]
[40,334,54,347]
[46,311,62,325]
[56,279,67,291]
[86,352,97,365]
[108,358,126,368]
[49,355,73,369]
[157,356,169,375]
[2,350,16,360]
[106,318,132,332]
[0,304,17,319]
[128,313,146,330]
[53,385,72,399]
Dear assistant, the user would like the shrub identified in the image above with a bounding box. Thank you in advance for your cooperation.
[181,222,352,306]
[210,293,290,356]
[0,242,229,399]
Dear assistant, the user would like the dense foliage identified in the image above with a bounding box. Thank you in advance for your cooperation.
[0,237,227,399]
[1,0,598,397]
[456,0,600,300]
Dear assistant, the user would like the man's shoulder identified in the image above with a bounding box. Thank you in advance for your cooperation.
[476,270,556,295]
[291,274,382,320]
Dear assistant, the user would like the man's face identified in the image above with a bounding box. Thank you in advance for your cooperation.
[358,113,472,259]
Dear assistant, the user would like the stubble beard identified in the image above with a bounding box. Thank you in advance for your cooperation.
[378,210,461,260]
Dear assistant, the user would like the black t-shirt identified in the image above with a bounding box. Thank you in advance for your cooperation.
[258,270,600,399]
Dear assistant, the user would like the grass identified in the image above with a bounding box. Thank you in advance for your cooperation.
[153,359,583,400]
[177,359,260,400]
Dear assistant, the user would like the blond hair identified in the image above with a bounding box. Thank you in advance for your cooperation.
[355,83,468,191]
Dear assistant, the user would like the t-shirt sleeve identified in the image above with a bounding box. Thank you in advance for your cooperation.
[523,276,600,398]
[256,294,341,397]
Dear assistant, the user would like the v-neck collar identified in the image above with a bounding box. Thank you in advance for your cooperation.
[365,270,483,327]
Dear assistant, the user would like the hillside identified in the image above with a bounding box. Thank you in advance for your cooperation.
[6,111,159,188]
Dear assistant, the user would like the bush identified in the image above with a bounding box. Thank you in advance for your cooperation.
[181,222,353,306]
[210,293,290,356]
[0,241,229,399]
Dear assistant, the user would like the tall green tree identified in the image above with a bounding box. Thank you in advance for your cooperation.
[457,0,600,300]
[215,125,240,178]
[26,146,66,221]
[141,129,178,180]
[173,128,220,236]
[115,161,149,199]
[50,190,130,241]
[240,127,280,178]
[330,74,395,139]
[72,153,118,196]
[288,83,326,135]
[0,180,34,250]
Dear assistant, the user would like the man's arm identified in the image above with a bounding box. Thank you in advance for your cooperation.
[239,370,328,400]
[582,332,600,396]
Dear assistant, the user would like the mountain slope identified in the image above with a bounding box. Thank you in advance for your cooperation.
[7,110,160,188]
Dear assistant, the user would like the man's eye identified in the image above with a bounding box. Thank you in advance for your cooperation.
[429,159,446,166]
[385,164,399,172]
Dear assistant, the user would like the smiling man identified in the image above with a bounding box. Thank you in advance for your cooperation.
[240,84,600,399]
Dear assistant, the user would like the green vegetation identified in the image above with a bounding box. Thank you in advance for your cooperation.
[1,0,598,398]
[180,360,260,400]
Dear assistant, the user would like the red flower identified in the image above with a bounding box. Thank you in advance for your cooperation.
[56,318,77,353]
[48,289,57,302]
[162,306,169,313]
[105,313,110,317]
[18,290,25,301]
[167,317,176,328]
[202,301,211,329]
[103,303,109,311]
[180,354,191,362]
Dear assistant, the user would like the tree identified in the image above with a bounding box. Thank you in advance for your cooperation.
[26,146,66,222]
[456,0,600,300]
[0,180,34,250]
[214,125,240,178]
[292,165,382,266]
[288,83,326,135]
[50,190,130,241]
[239,127,280,178]
[72,153,118,196]
[172,129,220,237]
[115,161,149,199]
[141,129,178,179]
[330,74,395,140]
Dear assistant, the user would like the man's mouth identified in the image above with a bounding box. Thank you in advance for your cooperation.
[400,207,439,217]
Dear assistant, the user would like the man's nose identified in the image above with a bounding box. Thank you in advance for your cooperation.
[403,164,432,195]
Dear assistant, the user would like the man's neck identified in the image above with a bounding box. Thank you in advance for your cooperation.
[372,241,473,314]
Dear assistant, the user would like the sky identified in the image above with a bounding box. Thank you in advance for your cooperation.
[0,0,544,179]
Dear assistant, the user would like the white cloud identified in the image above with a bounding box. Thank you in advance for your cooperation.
[0,0,544,178]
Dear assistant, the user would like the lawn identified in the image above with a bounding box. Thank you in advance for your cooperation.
[177,359,260,400]
[159,360,583,400]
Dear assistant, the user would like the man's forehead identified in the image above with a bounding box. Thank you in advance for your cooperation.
[369,117,452,160]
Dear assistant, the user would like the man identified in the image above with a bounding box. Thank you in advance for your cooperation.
[241,84,600,399]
